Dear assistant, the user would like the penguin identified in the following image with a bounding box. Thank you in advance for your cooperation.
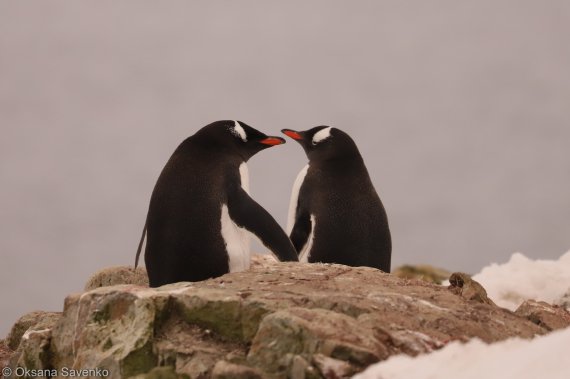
[281,126,391,272]
[136,120,298,287]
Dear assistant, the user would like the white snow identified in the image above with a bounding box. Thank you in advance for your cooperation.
[354,326,570,379]
[355,251,570,379]
[473,250,570,311]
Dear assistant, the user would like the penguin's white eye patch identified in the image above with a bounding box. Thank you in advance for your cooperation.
[231,120,248,142]
[312,127,332,145]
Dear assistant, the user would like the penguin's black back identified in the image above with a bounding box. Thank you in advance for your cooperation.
[299,155,391,271]
[143,121,298,287]
[145,138,239,286]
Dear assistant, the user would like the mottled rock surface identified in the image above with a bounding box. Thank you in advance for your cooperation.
[0,340,11,370]
[515,300,570,331]
[4,311,61,378]
[393,265,451,284]
[3,262,564,379]
[85,266,149,291]
[249,254,278,269]
[448,272,496,306]
[5,311,61,351]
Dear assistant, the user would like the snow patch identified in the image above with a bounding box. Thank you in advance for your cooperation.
[356,250,570,379]
[354,327,570,379]
[473,250,570,311]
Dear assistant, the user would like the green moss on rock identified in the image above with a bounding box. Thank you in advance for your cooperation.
[175,293,244,342]
[121,341,157,377]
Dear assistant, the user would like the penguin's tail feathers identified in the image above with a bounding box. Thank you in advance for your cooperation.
[134,219,147,269]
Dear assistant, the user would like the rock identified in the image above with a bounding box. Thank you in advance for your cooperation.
[4,311,60,376]
[211,361,266,379]
[5,311,61,351]
[9,328,53,376]
[312,353,356,378]
[154,314,245,378]
[247,307,388,376]
[4,263,547,379]
[82,258,273,292]
[448,272,496,306]
[514,300,570,331]
[50,285,167,379]
[0,340,12,371]
[290,355,320,379]
[84,266,149,290]
[130,366,181,379]
[393,265,451,284]
[249,254,278,269]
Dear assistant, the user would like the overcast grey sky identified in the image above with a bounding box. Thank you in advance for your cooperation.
[1,1,569,336]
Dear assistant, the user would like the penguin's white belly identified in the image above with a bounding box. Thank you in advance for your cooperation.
[220,162,252,273]
[287,164,309,234]
[239,162,250,195]
[238,162,252,254]
[298,214,316,263]
[288,165,314,262]
[220,204,251,272]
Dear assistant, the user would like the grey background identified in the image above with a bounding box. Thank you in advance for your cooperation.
[1,1,569,336]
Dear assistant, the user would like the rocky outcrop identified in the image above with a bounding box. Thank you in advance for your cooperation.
[3,261,568,379]
[514,300,570,331]
[0,340,11,371]
[392,264,451,284]
[448,272,496,306]
[4,312,61,379]
[5,311,61,351]
[84,266,149,291]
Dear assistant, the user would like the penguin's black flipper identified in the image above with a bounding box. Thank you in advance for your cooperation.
[289,211,312,254]
[228,188,298,262]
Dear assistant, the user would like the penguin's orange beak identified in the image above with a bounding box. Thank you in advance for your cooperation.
[259,137,286,146]
[281,129,303,140]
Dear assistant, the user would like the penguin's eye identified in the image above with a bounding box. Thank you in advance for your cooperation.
[312,127,332,145]
[231,120,248,142]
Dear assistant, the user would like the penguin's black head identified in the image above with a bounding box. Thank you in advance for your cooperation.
[194,120,286,161]
[281,126,359,161]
